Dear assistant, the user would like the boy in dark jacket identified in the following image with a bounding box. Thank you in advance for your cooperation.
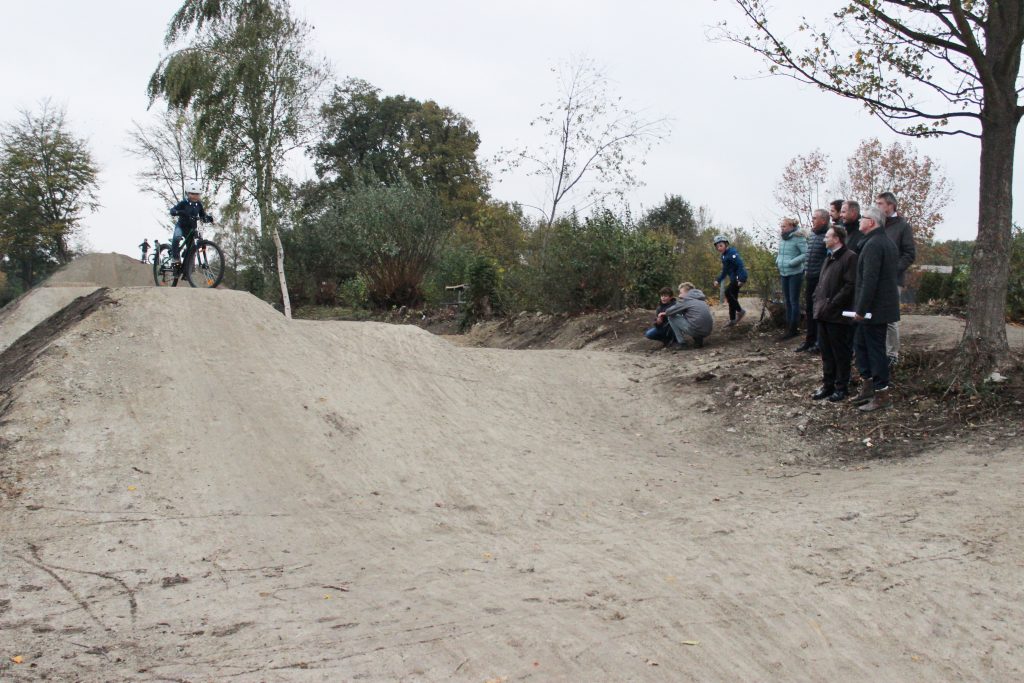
[713,235,748,326]
[644,287,677,346]
[811,225,858,401]
[169,181,214,264]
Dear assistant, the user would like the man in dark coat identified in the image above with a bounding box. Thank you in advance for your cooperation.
[876,191,916,366]
[851,206,901,412]
[841,200,864,253]
[796,209,830,353]
[811,225,858,401]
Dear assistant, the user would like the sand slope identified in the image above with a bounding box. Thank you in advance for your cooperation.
[1,253,151,355]
[0,285,1021,681]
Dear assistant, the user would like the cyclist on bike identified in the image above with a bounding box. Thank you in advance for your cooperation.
[169,181,213,265]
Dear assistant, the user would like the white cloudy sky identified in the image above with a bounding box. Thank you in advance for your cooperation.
[2,1,1018,256]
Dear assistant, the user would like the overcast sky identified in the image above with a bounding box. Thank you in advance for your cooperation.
[2,1,1018,257]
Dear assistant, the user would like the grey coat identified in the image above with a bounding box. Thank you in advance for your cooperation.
[663,288,714,338]
[854,229,901,325]
[883,215,916,286]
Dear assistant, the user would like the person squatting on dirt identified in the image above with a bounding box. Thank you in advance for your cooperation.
[796,209,830,354]
[659,282,713,349]
[139,239,150,263]
[811,224,858,402]
[776,217,808,340]
[713,235,748,326]
[851,206,901,412]
[877,191,916,367]
[169,181,213,265]
[644,287,677,346]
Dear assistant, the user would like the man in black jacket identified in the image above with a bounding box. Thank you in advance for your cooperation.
[876,191,916,366]
[796,209,830,353]
[811,225,858,401]
[851,206,901,412]
[841,200,864,253]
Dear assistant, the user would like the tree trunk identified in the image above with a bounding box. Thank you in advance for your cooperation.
[962,110,1016,369]
[271,223,291,319]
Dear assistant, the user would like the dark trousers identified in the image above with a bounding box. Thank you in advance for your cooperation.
[781,274,803,329]
[804,276,819,344]
[854,323,890,390]
[725,280,742,320]
[818,321,854,390]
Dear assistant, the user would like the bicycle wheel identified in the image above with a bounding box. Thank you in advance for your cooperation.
[185,239,225,289]
[153,243,179,287]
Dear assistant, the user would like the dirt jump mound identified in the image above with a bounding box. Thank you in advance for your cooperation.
[0,253,151,354]
[43,252,153,288]
[0,286,1021,681]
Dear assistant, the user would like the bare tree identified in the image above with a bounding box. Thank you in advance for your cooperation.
[716,0,1024,372]
[126,108,224,223]
[774,149,830,229]
[501,57,669,227]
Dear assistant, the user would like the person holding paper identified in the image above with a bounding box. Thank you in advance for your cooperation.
[811,224,858,401]
[851,206,901,411]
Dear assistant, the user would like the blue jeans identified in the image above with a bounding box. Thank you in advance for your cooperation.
[644,325,674,343]
[780,274,803,328]
[171,224,184,260]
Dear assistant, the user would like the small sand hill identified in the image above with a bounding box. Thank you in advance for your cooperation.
[43,252,152,288]
[0,287,1021,681]
[0,253,151,354]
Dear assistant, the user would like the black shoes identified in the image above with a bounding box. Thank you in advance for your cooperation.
[811,386,834,400]
[693,336,704,349]
[795,341,814,352]
[827,389,848,402]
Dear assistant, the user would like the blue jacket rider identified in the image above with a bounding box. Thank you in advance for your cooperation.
[169,181,213,263]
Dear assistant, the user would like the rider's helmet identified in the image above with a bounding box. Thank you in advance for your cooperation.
[184,181,202,195]
[713,234,729,246]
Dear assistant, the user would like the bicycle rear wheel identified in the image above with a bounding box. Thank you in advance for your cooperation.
[185,239,225,289]
[153,243,179,287]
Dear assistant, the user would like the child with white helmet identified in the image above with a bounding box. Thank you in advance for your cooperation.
[168,181,213,264]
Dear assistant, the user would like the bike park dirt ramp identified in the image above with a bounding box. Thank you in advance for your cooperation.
[43,252,152,288]
[0,253,150,354]
[1,287,1022,681]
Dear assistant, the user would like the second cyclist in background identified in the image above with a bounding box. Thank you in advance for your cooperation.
[169,182,214,265]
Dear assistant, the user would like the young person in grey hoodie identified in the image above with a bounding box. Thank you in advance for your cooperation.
[657,282,714,349]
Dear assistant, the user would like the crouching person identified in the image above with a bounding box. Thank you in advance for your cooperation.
[811,225,858,401]
[644,287,677,346]
[659,282,713,349]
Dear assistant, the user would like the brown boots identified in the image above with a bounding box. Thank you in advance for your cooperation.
[852,383,874,406]
[858,387,893,412]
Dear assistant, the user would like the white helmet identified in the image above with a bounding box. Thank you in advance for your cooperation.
[184,181,202,195]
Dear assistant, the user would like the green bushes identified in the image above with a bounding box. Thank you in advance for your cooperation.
[505,211,677,313]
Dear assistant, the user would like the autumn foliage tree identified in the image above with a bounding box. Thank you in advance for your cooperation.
[838,138,952,242]
[719,0,1024,373]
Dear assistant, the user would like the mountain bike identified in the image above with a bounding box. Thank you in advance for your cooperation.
[152,224,225,288]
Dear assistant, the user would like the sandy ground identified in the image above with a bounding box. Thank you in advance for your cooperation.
[1,253,151,354]
[1,260,1022,681]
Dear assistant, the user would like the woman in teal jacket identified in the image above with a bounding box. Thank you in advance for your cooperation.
[776,217,808,339]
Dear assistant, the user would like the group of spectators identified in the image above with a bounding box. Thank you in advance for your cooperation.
[644,192,916,413]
